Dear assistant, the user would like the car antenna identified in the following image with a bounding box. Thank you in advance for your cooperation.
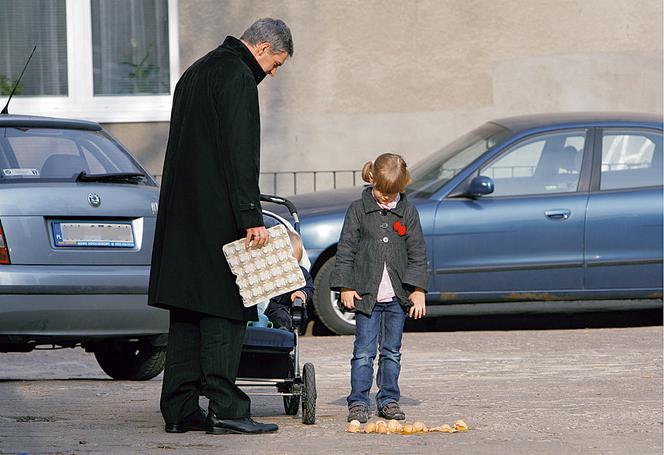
[1,45,37,115]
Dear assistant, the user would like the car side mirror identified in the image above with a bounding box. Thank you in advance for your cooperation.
[466,175,494,198]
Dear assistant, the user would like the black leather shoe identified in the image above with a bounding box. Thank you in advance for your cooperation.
[206,411,278,434]
[165,408,209,433]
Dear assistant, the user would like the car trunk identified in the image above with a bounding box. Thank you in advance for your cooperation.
[0,184,159,265]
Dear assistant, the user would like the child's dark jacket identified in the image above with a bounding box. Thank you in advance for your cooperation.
[330,187,428,316]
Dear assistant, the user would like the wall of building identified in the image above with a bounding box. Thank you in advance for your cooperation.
[107,0,663,191]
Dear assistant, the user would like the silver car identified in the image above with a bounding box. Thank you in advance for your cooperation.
[0,114,167,380]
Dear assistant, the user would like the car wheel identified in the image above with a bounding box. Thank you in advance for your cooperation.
[94,340,165,381]
[312,256,356,335]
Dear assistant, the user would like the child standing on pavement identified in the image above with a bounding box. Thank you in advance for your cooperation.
[330,153,428,423]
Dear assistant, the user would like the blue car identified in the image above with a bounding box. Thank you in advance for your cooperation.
[270,112,663,335]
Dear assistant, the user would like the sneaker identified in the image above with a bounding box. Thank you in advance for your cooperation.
[377,402,405,420]
[346,404,370,423]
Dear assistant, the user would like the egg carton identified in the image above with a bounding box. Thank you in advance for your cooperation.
[222,224,306,308]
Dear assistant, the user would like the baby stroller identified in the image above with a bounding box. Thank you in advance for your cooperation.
[236,194,317,425]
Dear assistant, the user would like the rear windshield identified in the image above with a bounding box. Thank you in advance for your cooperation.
[0,127,154,185]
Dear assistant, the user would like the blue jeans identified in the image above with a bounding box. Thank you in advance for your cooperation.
[347,298,406,409]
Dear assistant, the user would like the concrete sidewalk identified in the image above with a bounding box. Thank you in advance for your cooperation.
[0,326,661,454]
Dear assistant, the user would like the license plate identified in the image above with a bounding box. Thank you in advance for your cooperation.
[52,221,135,248]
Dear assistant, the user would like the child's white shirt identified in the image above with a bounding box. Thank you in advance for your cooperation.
[372,191,400,303]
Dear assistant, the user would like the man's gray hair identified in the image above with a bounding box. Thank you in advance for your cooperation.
[241,18,294,56]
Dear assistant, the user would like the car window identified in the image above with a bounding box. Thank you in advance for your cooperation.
[0,127,147,183]
[480,130,586,197]
[408,122,512,198]
[600,129,662,190]
[5,136,80,172]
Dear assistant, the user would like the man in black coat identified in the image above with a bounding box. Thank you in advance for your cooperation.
[148,18,293,435]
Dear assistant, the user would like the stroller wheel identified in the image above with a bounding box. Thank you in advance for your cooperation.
[301,363,317,425]
[283,386,300,415]
[283,359,300,415]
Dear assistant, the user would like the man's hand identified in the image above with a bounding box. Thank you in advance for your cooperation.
[408,289,426,319]
[340,288,362,309]
[245,226,269,249]
[291,290,307,304]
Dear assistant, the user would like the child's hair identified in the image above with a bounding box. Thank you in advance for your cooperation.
[361,153,412,194]
[287,229,304,263]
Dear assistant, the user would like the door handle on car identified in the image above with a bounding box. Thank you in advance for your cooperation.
[545,209,571,220]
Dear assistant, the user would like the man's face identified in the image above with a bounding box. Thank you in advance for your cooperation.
[255,43,289,77]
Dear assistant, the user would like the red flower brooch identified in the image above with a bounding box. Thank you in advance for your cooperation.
[393,220,407,236]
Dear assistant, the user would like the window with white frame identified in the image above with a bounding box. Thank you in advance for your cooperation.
[0,0,179,122]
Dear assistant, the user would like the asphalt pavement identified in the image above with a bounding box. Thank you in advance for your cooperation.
[0,324,661,454]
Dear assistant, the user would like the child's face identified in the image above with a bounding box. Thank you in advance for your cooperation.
[373,188,399,205]
[288,234,303,263]
[291,248,302,263]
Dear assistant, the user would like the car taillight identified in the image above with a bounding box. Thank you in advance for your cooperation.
[0,222,10,264]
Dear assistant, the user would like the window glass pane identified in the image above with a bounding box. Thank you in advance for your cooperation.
[0,0,67,96]
[0,128,144,182]
[91,0,170,95]
[482,131,585,197]
[600,130,663,190]
[408,123,512,198]
[485,140,544,179]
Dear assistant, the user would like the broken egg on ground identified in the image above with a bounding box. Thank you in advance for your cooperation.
[412,421,427,433]
[402,424,414,434]
[454,419,469,431]
[364,422,377,433]
[346,420,361,433]
[387,419,402,433]
[429,424,457,433]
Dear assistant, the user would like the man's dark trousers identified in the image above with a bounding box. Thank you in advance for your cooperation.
[160,308,250,423]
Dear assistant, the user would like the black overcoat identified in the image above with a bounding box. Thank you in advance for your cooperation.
[148,36,267,321]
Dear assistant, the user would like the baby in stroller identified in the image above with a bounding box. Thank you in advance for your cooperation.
[264,230,314,331]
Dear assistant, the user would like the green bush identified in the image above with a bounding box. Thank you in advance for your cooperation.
[0,75,24,96]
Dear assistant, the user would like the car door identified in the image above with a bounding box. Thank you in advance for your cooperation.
[584,127,663,294]
[432,128,591,301]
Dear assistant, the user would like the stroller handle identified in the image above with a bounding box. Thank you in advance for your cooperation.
[260,194,300,231]
[291,297,306,335]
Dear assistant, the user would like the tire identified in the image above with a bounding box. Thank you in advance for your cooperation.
[312,256,356,335]
[301,363,316,425]
[94,341,165,381]
[283,390,300,415]
[283,358,300,415]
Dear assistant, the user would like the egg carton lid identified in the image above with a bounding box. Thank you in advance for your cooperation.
[222,224,306,308]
